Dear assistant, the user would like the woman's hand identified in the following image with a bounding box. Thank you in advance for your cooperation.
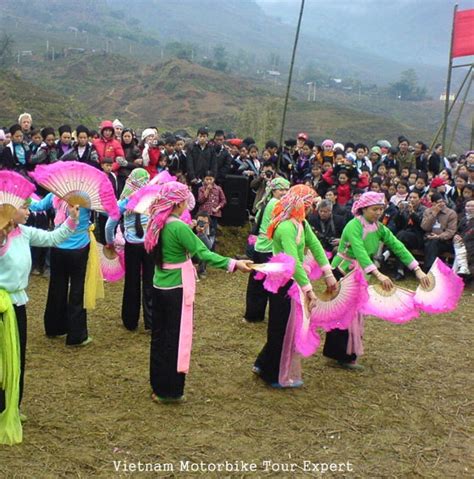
[375,272,394,291]
[0,220,14,244]
[415,268,431,289]
[134,158,143,165]
[305,290,318,311]
[67,204,80,221]
[235,260,253,273]
[324,273,338,291]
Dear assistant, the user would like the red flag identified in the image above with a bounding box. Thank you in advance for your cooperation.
[452,9,474,58]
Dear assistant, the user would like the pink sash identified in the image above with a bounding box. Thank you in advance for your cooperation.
[278,283,303,386]
[162,259,197,373]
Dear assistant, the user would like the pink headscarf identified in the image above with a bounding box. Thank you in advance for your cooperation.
[351,192,385,217]
[144,181,190,252]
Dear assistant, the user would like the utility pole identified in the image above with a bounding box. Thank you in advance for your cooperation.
[306,82,312,101]
[52,47,55,61]
[313,82,316,101]
[17,52,20,64]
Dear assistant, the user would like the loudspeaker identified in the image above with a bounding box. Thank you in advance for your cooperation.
[221,175,249,226]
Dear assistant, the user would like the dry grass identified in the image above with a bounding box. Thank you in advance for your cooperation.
[0,262,472,478]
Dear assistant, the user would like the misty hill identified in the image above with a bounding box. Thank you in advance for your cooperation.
[6,51,472,151]
[0,0,448,94]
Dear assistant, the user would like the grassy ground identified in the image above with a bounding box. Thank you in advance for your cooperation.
[0,251,472,478]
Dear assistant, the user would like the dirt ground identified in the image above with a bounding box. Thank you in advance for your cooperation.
[0,257,472,478]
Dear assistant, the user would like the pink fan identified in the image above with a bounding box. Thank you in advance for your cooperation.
[414,258,464,313]
[311,267,369,331]
[0,171,35,228]
[253,253,296,293]
[289,282,321,357]
[126,184,163,214]
[149,170,176,185]
[30,161,120,220]
[362,284,419,323]
[303,250,332,280]
[98,244,125,282]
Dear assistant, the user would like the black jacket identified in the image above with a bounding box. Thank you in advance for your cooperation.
[214,145,232,184]
[394,204,426,236]
[186,142,216,181]
[0,142,31,172]
[307,213,345,251]
[428,153,444,176]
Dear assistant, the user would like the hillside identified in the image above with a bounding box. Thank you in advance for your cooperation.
[14,54,273,130]
[3,51,472,152]
[0,70,94,127]
[0,0,448,93]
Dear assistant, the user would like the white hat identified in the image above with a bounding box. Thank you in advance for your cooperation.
[141,128,157,141]
[333,142,344,151]
[113,118,124,129]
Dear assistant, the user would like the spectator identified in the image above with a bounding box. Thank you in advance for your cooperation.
[56,125,73,160]
[393,190,426,279]
[187,127,217,189]
[29,127,58,166]
[428,143,446,176]
[324,187,347,218]
[0,124,31,173]
[18,112,33,142]
[308,199,344,254]
[93,120,125,171]
[250,161,278,213]
[390,181,409,206]
[60,125,100,168]
[213,130,232,184]
[452,199,474,277]
[113,119,124,141]
[140,128,160,179]
[414,141,428,171]
[197,171,227,234]
[395,136,415,169]
[421,193,457,271]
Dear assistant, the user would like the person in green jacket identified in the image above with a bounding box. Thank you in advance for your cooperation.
[243,177,290,323]
[253,185,337,388]
[323,191,430,370]
[136,181,252,403]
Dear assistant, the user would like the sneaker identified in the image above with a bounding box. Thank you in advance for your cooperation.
[252,365,262,375]
[270,380,304,389]
[337,360,364,371]
[68,336,93,347]
[31,268,40,276]
[151,393,184,404]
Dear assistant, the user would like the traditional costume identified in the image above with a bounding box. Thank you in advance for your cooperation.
[323,192,419,366]
[135,181,240,401]
[0,172,77,445]
[254,185,332,387]
[105,168,153,330]
[29,195,99,345]
[244,177,290,322]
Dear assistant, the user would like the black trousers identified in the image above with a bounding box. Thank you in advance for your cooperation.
[150,288,186,398]
[396,230,424,271]
[322,269,357,363]
[29,212,50,272]
[44,246,89,345]
[122,241,154,330]
[423,239,453,272]
[254,281,292,384]
[0,305,27,412]
[244,251,272,322]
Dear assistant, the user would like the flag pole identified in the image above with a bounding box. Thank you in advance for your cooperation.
[277,0,305,172]
[447,73,473,154]
[442,4,458,153]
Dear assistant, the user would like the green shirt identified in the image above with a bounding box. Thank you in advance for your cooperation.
[272,219,330,288]
[255,197,277,253]
[153,218,232,288]
[332,217,417,274]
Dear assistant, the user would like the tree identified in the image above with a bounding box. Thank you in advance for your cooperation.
[213,45,227,72]
[388,69,427,101]
[0,34,14,67]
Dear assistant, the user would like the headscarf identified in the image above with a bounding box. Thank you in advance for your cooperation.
[351,191,385,217]
[255,177,290,212]
[120,168,150,200]
[144,181,190,252]
[267,184,318,239]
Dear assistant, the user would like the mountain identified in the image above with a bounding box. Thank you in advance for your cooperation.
[0,70,93,127]
[0,0,447,93]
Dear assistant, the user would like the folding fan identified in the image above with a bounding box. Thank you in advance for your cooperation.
[126,184,165,214]
[414,258,464,314]
[30,161,120,220]
[98,244,125,282]
[149,170,176,185]
[361,284,419,323]
[252,253,296,293]
[303,250,333,281]
[0,171,35,229]
[310,267,369,331]
[289,282,321,357]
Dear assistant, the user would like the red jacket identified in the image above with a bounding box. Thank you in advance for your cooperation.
[93,121,125,172]
[142,145,160,179]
